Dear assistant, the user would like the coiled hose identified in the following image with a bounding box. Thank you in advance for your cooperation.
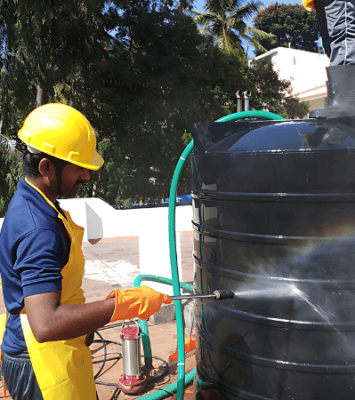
[134,111,285,399]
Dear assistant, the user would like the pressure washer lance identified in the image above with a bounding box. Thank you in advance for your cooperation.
[170,289,234,301]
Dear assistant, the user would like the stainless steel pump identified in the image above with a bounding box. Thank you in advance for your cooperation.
[117,323,147,395]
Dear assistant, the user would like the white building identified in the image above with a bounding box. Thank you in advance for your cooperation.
[249,47,330,116]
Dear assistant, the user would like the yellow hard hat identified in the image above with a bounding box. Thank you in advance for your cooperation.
[18,103,104,171]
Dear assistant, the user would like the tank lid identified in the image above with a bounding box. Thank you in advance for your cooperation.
[193,119,355,155]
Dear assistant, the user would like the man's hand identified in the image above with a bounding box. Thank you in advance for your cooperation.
[107,286,172,323]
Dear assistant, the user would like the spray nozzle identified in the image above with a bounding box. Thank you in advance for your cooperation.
[213,290,234,300]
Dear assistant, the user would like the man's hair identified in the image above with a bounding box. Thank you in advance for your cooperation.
[23,149,67,178]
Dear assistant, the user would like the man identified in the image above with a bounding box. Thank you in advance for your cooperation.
[303,0,355,118]
[0,103,172,400]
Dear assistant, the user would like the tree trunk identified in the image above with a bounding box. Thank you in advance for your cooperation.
[36,85,44,107]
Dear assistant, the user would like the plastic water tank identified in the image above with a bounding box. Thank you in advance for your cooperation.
[192,119,355,399]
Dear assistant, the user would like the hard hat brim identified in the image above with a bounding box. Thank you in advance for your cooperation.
[18,104,105,172]
[76,150,104,171]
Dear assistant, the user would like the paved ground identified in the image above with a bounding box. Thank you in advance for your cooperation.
[83,233,194,292]
[0,233,196,400]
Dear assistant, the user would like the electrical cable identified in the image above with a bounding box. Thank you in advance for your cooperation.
[92,341,122,346]
[93,331,109,380]
[93,329,121,400]
[109,387,121,400]
[93,339,122,346]
[95,381,119,387]
[92,356,122,364]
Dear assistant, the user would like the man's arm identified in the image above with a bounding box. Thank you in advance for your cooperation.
[24,291,115,343]
[24,286,172,343]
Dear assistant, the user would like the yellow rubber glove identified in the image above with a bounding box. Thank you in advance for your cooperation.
[106,285,173,322]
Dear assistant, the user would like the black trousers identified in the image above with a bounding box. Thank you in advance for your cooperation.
[315,0,355,65]
[2,350,100,400]
[2,351,43,400]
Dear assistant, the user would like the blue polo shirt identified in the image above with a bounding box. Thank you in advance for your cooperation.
[0,176,70,354]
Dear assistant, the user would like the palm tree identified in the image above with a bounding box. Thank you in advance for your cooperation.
[189,0,273,55]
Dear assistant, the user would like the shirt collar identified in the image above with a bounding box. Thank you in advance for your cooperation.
[16,176,60,218]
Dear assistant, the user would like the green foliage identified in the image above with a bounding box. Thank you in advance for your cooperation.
[208,48,254,116]
[88,6,222,203]
[0,0,111,132]
[0,0,308,212]
[188,0,273,55]
[0,142,23,217]
[62,5,254,204]
[253,2,320,56]
[249,56,309,119]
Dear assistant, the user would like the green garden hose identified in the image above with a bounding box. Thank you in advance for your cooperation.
[133,275,193,367]
[216,110,285,122]
[134,110,285,400]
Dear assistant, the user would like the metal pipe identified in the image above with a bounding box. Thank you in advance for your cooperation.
[236,90,243,113]
[243,91,251,111]
[171,290,234,301]
[171,294,216,300]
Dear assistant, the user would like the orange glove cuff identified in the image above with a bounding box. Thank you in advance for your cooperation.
[106,286,172,323]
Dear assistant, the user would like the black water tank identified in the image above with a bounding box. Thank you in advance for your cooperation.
[192,119,355,400]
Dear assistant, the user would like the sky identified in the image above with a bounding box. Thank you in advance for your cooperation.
[192,0,301,59]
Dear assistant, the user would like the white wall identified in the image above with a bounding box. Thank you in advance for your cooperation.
[0,197,193,246]
[249,47,330,107]
[57,198,192,243]
[135,206,193,294]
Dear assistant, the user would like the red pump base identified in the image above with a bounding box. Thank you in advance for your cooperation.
[117,372,147,395]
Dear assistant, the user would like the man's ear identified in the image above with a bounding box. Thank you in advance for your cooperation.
[38,158,56,180]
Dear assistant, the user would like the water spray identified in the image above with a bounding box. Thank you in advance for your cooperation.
[232,283,304,300]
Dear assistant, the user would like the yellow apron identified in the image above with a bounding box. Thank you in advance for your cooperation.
[0,311,7,359]
[18,178,96,400]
